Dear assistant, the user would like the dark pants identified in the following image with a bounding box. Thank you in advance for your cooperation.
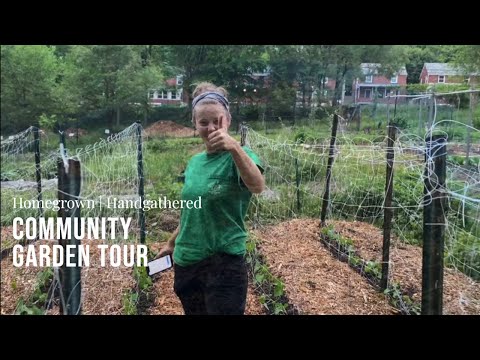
[173,253,248,315]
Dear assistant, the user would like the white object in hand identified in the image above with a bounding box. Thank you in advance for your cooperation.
[147,255,172,275]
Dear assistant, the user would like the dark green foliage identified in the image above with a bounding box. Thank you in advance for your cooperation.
[446,230,480,280]
[294,129,322,144]
[15,267,54,315]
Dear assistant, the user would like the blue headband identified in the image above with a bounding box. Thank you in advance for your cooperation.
[192,92,229,111]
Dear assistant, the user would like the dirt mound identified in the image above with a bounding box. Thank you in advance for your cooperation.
[145,121,195,138]
[331,219,480,315]
[449,143,480,156]
[64,128,88,137]
[253,219,397,315]
[253,218,480,315]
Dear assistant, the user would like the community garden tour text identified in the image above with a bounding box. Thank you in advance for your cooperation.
[11,217,146,268]
[9,195,203,268]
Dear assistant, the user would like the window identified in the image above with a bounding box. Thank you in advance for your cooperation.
[363,89,371,98]
[149,91,155,99]
[162,91,168,99]
[170,91,177,100]
[438,75,445,83]
[391,76,398,84]
[365,75,373,83]
[176,75,183,86]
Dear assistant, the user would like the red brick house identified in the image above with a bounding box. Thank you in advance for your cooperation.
[149,75,186,106]
[420,63,479,85]
[353,63,408,104]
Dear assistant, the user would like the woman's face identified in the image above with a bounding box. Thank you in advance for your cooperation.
[194,103,230,141]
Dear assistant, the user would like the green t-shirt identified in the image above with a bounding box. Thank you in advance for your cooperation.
[173,146,263,267]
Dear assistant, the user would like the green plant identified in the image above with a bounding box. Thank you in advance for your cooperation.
[294,129,322,144]
[122,290,138,315]
[393,115,409,129]
[38,113,57,131]
[474,105,480,129]
[445,230,480,280]
[15,299,45,315]
[364,261,382,280]
[384,282,420,315]
[133,265,153,292]
[246,234,292,315]
[15,267,53,315]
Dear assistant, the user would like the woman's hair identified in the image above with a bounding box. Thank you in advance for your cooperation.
[192,82,231,123]
[192,82,228,98]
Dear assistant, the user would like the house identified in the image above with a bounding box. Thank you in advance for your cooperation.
[296,77,337,107]
[353,63,408,104]
[420,63,479,85]
[149,75,186,106]
[236,68,272,106]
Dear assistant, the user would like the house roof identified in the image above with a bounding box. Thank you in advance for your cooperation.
[361,63,408,76]
[424,63,467,76]
[250,66,271,77]
[166,78,177,86]
[356,83,401,88]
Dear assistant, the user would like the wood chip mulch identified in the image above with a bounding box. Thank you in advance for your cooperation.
[3,220,478,315]
[1,226,21,252]
[331,220,480,315]
[2,237,265,315]
[78,241,135,315]
[1,241,47,314]
[1,239,135,315]
[253,219,398,315]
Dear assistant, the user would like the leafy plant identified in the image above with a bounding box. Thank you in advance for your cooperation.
[15,299,45,315]
[246,234,293,315]
[38,113,58,131]
[133,265,153,292]
[364,261,382,280]
[15,267,54,315]
[122,290,138,315]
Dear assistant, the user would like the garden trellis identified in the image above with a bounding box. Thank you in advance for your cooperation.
[246,90,479,314]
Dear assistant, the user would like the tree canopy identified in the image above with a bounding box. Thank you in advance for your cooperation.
[1,44,476,133]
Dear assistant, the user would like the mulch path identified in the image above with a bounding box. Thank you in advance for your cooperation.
[253,219,398,314]
[331,220,480,315]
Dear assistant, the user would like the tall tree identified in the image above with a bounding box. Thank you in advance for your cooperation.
[404,45,460,84]
[163,45,267,120]
[453,45,480,74]
[265,45,306,120]
[1,45,61,132]
[61,45,163,127]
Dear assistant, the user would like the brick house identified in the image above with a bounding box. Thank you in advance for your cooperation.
[420,63,479,85]
[239,68,272,105]
[353,63,408,104]
[149,75,186,106]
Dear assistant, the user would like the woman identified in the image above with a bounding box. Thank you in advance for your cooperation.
[156,82,265,315]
